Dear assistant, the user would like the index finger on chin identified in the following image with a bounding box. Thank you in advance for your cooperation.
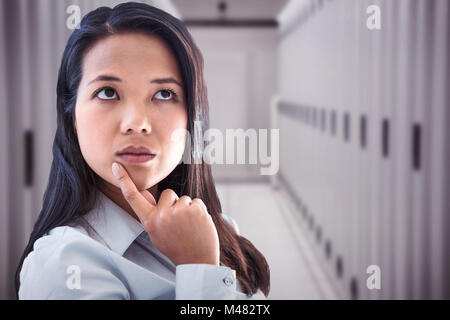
[111,162,155,222]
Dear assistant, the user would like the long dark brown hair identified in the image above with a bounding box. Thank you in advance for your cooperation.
[15,1,270,299]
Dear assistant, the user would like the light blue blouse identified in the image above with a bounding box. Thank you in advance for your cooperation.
[18,190,266,300]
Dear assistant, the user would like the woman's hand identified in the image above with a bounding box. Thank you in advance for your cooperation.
[111,162,220,266]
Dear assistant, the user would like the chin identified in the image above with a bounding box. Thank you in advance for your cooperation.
[126,174,153,191]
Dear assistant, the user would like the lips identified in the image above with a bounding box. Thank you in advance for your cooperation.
[116,145,156,164]
[116,145,155,156]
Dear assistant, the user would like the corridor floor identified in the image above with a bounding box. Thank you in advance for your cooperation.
[216,182,339,300]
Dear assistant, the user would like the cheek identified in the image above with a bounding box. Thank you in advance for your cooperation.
[158,109,188,160]
[75,107,114,175]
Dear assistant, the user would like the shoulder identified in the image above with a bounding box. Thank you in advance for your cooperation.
[221,213,240,235]
[19,226,129,299]
[22,225,108,265]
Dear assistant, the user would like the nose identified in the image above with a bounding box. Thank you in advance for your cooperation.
[121,103,152,135]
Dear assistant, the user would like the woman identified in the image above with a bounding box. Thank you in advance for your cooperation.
[15,2,270,299]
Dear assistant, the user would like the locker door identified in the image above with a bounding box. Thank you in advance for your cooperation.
[0,0,10,300]
[411,0,433,299]
[368,0,383,300]
[313,1,331,278]
[3,0,33,299]
[340,0,359,299]
[16,0,35,238]
[322,0,340,291]
[338,1,347,295]
[357,0,372,300]
[379,0,396,300]
[350,0,364,300]
[393,0,415,299]
[33,0,57,222]
[429,0,450,299]
[308,0,325,269]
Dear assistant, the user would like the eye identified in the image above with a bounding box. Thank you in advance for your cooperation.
[154,89,177,101]
[95,87,118,100]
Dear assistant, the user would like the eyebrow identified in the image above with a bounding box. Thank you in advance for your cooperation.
[87,74,183,88]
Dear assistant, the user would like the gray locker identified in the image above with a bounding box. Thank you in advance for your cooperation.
[278,0,450,300]
[379,0,396,300]
[429,0,450,299]
[0,0,10,300]
[411,0,432,300]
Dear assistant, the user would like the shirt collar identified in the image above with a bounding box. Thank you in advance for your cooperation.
[82,189,146,256]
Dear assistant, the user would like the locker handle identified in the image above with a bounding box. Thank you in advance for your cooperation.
[24,130,33,187]
[382,119,389,158]
[412,124,421,171]
[360,115,367,149]
[343,112,350,142]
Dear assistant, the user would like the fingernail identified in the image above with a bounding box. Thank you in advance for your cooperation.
[112,162,120,178]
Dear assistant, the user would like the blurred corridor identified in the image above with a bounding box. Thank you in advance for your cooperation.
[1,0,449,300]
[216,181,339,299]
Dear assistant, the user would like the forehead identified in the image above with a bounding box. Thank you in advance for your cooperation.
[81,32,181,81]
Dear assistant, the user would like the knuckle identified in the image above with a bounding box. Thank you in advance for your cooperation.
[192,198,207,211]
[175,195,191,208]
[180,195,192,202]
[191,200,202,210]
[192,198,204,206]
[161,188,176,197]
[161,189,179,204]
[192,205,204,216]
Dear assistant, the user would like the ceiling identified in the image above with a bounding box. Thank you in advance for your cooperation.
[171,0,289,21]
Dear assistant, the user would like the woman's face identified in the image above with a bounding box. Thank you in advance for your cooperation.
[75,32,187,192]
